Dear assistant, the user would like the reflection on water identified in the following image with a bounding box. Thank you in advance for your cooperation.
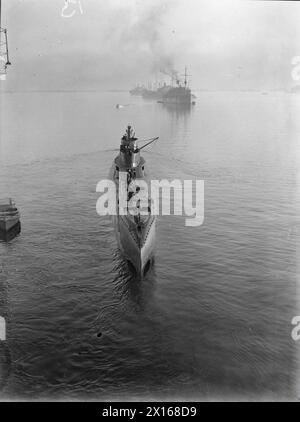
[0,338,11,393]
[0,223,20,390]
[160,102,193,115]
[0,265,11,392]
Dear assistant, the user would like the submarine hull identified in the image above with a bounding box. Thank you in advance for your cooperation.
[114,214,156,276]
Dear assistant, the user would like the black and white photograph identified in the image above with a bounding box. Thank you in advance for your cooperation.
[0,0,299,404]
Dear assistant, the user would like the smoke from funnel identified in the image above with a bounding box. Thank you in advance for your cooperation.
[106,0,178,78]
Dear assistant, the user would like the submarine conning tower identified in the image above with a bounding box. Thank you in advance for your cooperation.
[119,125,141,169]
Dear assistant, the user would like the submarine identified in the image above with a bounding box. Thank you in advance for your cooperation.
[111,126,158,277]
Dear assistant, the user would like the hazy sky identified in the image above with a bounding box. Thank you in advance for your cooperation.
[1,0,300,90]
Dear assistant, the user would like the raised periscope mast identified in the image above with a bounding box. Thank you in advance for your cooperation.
[0,0,11,80]
[112,126,158,277]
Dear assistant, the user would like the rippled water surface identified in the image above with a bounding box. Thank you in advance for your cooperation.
[0,91,299,400]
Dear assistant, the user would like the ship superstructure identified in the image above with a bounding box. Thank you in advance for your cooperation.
[161,67,192,105]
[130,67,193,105]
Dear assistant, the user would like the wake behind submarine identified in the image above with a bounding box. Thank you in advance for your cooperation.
[111,126,158,277]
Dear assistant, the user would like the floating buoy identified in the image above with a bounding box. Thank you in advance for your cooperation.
[116,104,130,109]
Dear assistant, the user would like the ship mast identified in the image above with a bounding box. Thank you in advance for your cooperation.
[0,0,11,79]
[181,66,191,89]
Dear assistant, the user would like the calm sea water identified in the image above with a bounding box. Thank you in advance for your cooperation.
[0,90,299,400]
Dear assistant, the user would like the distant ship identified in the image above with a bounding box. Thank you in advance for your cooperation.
[111,126,158,276]
[142,82,172,100]
[161,67,192,105]
[131,67,194,105]
[129,85,146,96]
